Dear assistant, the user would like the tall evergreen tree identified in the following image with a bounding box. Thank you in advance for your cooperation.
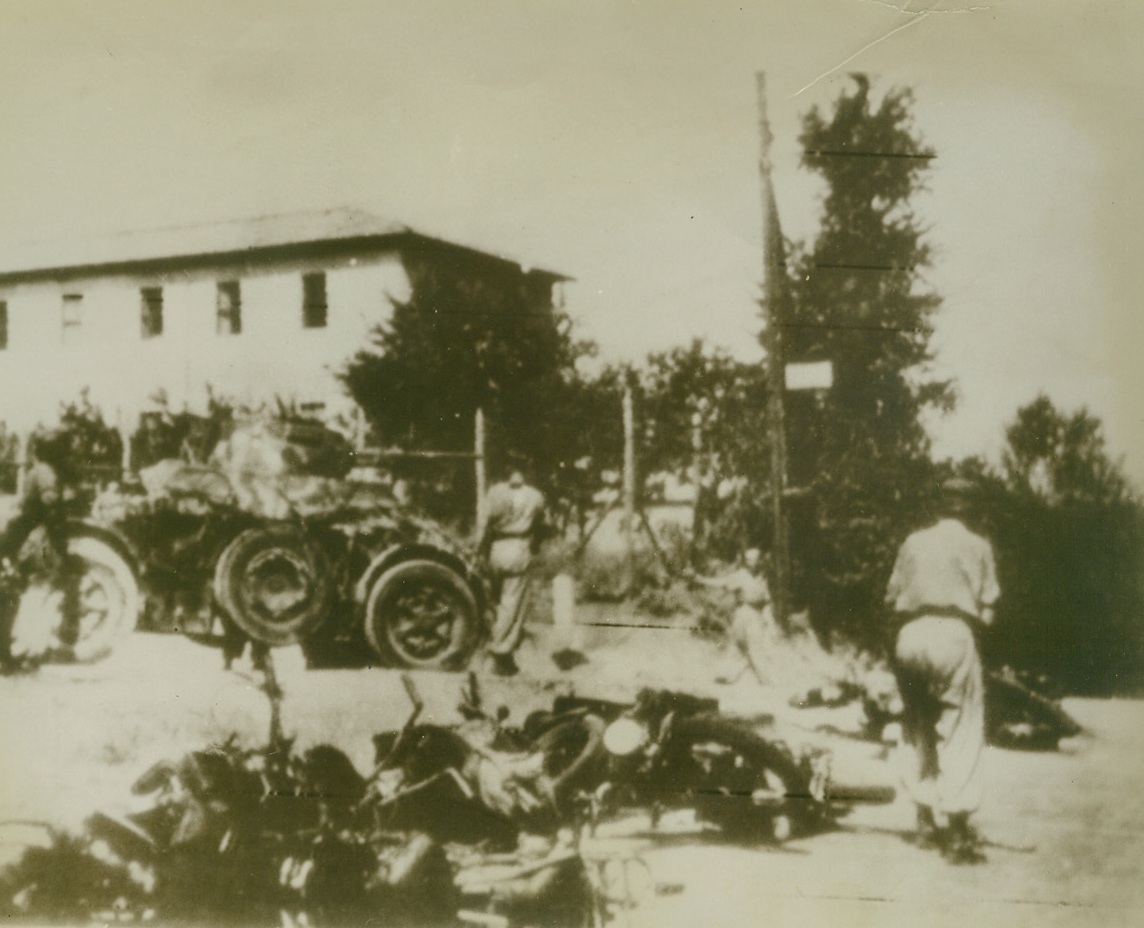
[785,75,952,637]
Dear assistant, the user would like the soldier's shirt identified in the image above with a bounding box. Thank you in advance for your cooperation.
[483,482,545,540]
[721,568,771,609]
[885,517,999,623]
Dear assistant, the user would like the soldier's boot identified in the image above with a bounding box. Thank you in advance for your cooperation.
[942,812,986,865]
[913,804,944,850]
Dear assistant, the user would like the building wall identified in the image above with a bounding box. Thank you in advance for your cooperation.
[0,252,411,433]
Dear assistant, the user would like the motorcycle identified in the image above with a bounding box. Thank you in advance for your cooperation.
[547,689,842,842]
[363,675,609,927]
[372,679,892,847]
[0,661,602,928]
[366,675,607,847]
[857,665,1084,752]
[984,666,1083,751]
[1,735,459,927]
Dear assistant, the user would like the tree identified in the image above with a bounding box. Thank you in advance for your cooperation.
[1002,394,1132,505]
[635,339,770,559]
[637,340,766,480]
[50,390,124,486]
[784,75,952,638]
[982,396,1144,693]
[341,254,596,520]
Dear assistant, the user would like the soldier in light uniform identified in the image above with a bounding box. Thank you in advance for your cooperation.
[885,477,1000,863]
[689,547,777,684]
[479,460,546,677]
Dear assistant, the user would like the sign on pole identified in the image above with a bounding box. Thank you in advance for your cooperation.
[785,360,834,391]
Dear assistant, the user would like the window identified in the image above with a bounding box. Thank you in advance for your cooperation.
[62,293,83,345]
[140,286,163,339]
[302,272,328,329]
[0,302,7,350]
[216,280,242,335]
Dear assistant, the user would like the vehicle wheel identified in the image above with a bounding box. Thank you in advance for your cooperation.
[534,715,608,812]
[670,714,809,840]
[363,560,480,669]
[66,535,142,663]
[214,525,334,647]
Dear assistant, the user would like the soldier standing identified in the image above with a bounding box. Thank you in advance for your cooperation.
[479,459,546,677]
[885,477,1000,863]
[688,547,776,684]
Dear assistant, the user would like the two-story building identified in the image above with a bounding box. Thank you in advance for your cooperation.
[0,207,566,436]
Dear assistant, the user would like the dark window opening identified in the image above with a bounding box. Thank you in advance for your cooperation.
[62,293,83,345]
[141,286,163,339]
[302,272,328,329]
[216,280,242,335]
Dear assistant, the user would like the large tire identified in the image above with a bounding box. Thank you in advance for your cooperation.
[363,560,480,669]
[669,714,808,839]
[67,535,142,663]
[213,525,334,647]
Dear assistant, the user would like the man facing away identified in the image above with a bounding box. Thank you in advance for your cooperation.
[885,476,1000,863]
[478,460,546,677]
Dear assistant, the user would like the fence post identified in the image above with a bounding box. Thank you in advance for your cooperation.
[622,377,637,594]
[14,432,28,497]
[117,408,133,478]
[690,403,705,559]
[474,407,487,531]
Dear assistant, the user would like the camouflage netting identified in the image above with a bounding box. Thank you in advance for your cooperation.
[94,418,465,551]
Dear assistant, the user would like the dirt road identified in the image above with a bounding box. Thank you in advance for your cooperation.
[625,695,1144,928]
[1,624,1140,928]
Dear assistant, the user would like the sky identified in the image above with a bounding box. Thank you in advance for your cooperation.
[1,1,1142,485]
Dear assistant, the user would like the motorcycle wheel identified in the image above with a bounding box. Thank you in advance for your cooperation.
[669,714,809,841]
[533,715,608,812]
[214,525,334,647]
[363,560,480,670]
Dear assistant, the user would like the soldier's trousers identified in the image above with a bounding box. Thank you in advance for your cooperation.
[488,538,533,657]
[893,615,986,821]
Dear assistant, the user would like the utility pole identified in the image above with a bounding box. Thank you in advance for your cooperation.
[756,71,792,631]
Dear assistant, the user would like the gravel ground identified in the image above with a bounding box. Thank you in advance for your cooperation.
[1,612,1140,928]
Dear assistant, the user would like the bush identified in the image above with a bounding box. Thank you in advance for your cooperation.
[47,393,124,491]
[970,398,1144,695]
